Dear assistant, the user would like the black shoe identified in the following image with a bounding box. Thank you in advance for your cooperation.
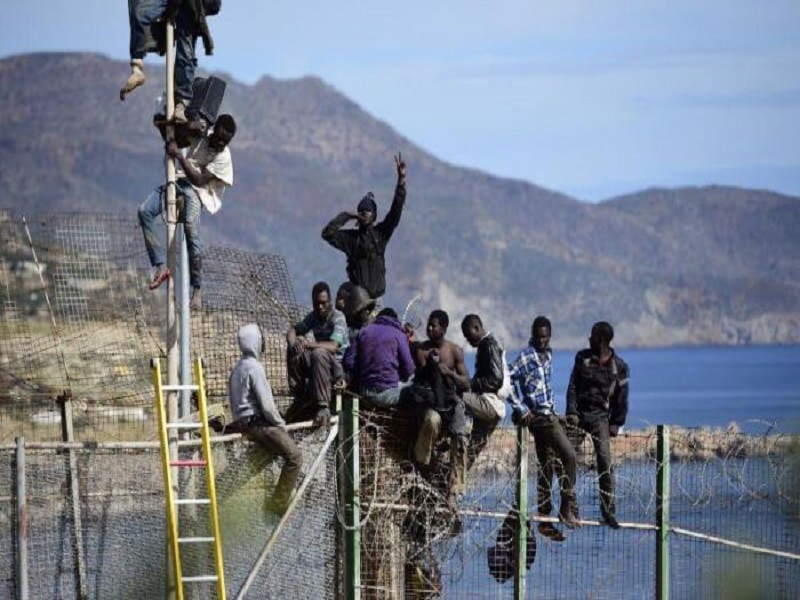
[602,515,620,529]
[537,522,566,542]
[559,510,581,529]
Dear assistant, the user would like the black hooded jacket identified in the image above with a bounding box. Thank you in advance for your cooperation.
[321,182,406,298]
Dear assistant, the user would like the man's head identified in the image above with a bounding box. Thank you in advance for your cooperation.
[311,281,332,321]
[426,309,449,342]
[589,321,614,355]
[344,285,375,329]
[335,281,355,312]
[460,314,485,348]
[356,192,377,227]
[378,307,398,320]
[209,113,237,152]
[530,316,552,352]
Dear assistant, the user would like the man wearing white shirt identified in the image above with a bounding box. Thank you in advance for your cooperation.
[138,114,236,310]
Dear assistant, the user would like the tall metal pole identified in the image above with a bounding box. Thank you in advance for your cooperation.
[656,425,671,600]
[16,436,28,600]
[164,16,180,600]
[514,424,528,600]
[343,392,361,600]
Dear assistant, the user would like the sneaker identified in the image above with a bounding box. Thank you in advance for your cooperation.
[190,288,202,311]
[537,522,566,542]
[120,59,146,101]
[147,266,170,290]
[173,101,188,124]
[313,408,331,427]
[602,515,621,529]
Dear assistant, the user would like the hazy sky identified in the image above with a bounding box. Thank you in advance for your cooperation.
[2,1,799,201]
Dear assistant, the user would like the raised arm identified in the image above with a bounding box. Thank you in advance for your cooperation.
[377,153,407,238]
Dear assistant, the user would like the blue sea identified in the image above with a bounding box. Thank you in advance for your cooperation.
[496,344,800,433]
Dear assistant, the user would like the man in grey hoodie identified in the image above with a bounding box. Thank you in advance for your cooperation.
[229,323,303,515]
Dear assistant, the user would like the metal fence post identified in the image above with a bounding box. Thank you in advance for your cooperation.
[514,424,528,600]
[16,436,28,600]
[341,392,361,600]
[656,425,670,600]
[58,391,88,599]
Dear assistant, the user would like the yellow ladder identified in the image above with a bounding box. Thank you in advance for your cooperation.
[152,357,226,600]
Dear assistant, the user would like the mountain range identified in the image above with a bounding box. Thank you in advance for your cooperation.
[1,52,799,348]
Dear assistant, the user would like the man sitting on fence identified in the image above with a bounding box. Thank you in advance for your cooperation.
[342,307,415,408]
[510,316,580,539]
[460,314,507,469]
[229,323,303,516]
[285,281,349,427]
[403,309,470,509]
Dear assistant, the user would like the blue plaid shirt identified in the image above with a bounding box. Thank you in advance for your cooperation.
[508,344,554,417]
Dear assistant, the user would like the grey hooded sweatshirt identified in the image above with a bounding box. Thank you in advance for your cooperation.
[228,324,285,428]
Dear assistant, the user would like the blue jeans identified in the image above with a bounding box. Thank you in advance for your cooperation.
[128,0,195,102]
[138,179,203,288]
[363,386,403,408]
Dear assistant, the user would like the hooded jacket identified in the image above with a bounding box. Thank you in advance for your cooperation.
[343,314,415,393]
[229,324,285,428]
[321,182,406,298]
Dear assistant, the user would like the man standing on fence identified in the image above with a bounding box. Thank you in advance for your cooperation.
[229,323,303,516]
[321,153,407,310]
[509,316,580,539]
[566,321,629,529]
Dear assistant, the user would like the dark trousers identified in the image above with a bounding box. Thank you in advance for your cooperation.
[244,425,303,508]
[582,417,615,518]
[529,414,578,516]
[286,347,343,421]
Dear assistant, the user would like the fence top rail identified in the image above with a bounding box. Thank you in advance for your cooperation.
[0,416,337,451]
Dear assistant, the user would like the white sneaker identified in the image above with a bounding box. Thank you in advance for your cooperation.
[173,101,188,124]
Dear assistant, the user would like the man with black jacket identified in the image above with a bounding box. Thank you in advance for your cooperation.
[461,314,507,468]
[566,321,630,529]
[321,154,407,308]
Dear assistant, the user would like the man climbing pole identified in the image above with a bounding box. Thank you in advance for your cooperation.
[138,113,236,310]
[122,0,218,123]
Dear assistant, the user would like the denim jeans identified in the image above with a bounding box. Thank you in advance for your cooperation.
[138,179,203,288]
[128,0,195,102]
[363,385,402,408]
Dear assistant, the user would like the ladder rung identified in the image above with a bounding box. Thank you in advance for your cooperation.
[161,384,200,391]
[179,537,215,544]
[166,423,202,430]
[176,498,210,505]
[170,459,207,467]
[182,575,218,583]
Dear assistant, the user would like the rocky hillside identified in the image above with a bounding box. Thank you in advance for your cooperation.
[1,52,799,348]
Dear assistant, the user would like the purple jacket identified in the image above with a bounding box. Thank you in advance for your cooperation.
[343,315,415,393]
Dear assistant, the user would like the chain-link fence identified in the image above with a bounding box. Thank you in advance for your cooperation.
[2,210,798,598]
[350,411,798,599]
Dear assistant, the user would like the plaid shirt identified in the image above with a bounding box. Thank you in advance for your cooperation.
[508,344,554,417]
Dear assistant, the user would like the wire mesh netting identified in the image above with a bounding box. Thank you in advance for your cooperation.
[0,210,301,443]
[350,411,799,599]
[1,210,799,598]
[0,429,339,599]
